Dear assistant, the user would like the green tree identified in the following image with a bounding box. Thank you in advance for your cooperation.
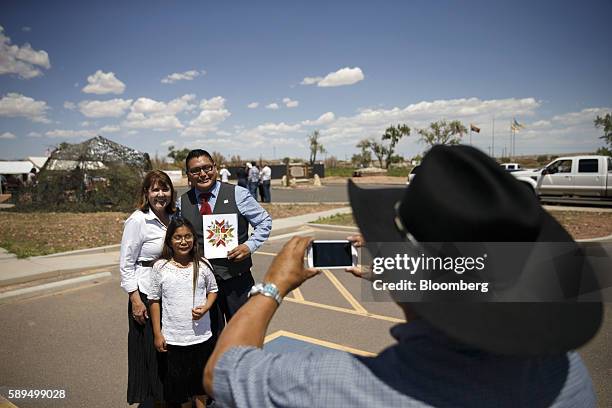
[594,113,612,150]
[353,139,372,167]
[167,146,191,168]
[369,141,387,168]
[381,124,410,169]
[308,130,326,166]
[417,120,467,148]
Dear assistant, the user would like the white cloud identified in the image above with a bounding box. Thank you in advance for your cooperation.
[181,97,231,137]
[160,139,176,147]
[45,129,97,138]
[161,69,206,84]
[64,101,76,110]
[22,26,32,32]
[81,121,92,127]
[247,102,259,109]
[216,130,232,137]
[302,112,336,126]
[0,93,50,123]
[256,122,302,134]
[28,131,42,138]
[319,67,364,87]
[124,94,197,131]
[124,112,183,131]
[266,103,279,110]
[78,98,132,118]
[0,132,16,139]
[82,70,126,94]
[301,67,364,87]
[200,96,226,110]
[283,97,299,108]
[99,125,120,133]
[301,76,323,85]
[0,25,50,79]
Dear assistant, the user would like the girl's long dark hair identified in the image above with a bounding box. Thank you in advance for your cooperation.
[160,216,211,301]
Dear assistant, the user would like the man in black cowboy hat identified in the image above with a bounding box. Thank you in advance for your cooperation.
[204,145,602,407]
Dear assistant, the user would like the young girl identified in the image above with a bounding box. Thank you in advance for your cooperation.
[149,216,218,408]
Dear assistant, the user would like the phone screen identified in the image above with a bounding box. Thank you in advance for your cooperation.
[312,241,353,267]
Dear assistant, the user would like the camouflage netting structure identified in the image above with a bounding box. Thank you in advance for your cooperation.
[19,135,152,212]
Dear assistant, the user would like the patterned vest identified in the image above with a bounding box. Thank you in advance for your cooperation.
[180,183,252,280]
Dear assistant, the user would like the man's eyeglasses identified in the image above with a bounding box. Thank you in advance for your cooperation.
[171,234,194,243]
[187,165,215,175]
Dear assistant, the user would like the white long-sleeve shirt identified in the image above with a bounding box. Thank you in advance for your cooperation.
[119,209,167,295]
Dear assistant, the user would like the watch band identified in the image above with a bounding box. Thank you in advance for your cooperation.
[248,282,283,305]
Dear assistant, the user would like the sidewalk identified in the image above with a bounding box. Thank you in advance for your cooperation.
[0,207,351,288]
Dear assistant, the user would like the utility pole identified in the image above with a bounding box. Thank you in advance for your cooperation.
[491,116,495,159]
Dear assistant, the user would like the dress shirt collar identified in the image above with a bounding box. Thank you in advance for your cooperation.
[143,208,168,227]
[195,180,221,202]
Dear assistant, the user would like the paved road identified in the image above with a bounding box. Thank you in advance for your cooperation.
[0,225,610,407]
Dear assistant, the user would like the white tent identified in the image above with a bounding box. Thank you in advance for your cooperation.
[27,156,49,169]
[0,161,33,175]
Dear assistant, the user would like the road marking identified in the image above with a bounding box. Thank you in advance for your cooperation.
[0,395,19,408]
[268,229,314,241]
[264,330,376,356]
[284,297,404,323]
[322,269,368,314]
[0,272,112,300]
[290,288,304,301]
[255,251,278,257]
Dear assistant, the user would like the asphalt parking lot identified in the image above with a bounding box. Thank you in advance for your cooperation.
[0,224,610,407]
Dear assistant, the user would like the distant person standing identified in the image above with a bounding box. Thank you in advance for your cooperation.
[260,163,272,203]
[219,165,231,183]
[26,168,38,187]
[247,162,260,200]
[236,165,248,188]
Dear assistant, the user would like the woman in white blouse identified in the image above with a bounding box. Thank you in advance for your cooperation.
[119,170,175,405]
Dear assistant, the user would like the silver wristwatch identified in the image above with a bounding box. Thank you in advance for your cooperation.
[248,282,283,305]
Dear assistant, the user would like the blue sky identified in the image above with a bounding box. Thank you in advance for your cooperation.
[1,0,611,161]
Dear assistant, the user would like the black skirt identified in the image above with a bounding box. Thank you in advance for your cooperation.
[164,338,215,404]
[127,292,166,404]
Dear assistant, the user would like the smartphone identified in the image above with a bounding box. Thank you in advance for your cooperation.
[307,240,358,269]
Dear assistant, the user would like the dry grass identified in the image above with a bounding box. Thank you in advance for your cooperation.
[0,204,345,258]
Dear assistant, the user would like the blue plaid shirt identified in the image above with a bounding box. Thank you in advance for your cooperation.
[213,320,596,407]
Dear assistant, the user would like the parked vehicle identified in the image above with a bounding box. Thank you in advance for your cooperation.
[512,155,612,203]
[500,163,522,172]
[407,165,420,184]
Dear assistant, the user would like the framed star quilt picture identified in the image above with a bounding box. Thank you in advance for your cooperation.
[202,213,239,259]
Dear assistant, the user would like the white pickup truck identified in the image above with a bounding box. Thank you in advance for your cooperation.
[512,155,612,204]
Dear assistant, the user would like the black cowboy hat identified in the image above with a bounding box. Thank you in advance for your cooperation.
[349,145,602,355]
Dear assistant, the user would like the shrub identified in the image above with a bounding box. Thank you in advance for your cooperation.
[14,164,143,212]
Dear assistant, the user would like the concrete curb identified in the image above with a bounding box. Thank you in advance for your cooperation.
[33,244,121,259]
[306,223,359,232]
[0,262,119,287]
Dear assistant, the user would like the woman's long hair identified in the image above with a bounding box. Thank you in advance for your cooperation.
[160,216,211,303]
[135,170,176,214]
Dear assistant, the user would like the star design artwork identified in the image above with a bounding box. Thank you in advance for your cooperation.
[206,219,235,248]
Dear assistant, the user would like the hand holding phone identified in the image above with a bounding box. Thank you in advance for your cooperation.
[307,240,358,269]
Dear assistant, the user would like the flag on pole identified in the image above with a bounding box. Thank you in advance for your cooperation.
[512,118,524,131]
[470,124,481,133]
